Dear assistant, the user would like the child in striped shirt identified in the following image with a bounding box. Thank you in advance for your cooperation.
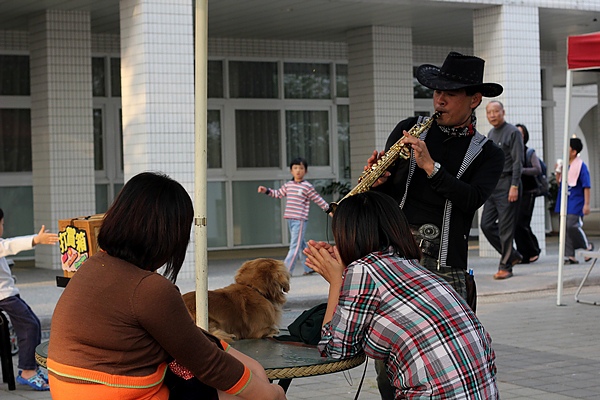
[258,157,330,276]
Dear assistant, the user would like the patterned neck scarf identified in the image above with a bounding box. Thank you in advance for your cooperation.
[439,113,477,137]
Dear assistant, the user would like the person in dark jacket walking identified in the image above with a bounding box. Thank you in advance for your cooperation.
[513,123,542,264]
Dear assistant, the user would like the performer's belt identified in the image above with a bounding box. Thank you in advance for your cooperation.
[500,172,512,178]
[410,223,441,260]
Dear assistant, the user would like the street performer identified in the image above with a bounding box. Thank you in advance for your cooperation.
[367,51,505,400]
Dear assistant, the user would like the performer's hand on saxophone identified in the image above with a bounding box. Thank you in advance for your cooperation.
[364,150,389,188]
[365,129,437,185]
[400,132,437,177]
[328,112,438,214]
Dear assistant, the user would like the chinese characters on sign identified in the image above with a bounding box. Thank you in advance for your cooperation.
[59,225,89,272]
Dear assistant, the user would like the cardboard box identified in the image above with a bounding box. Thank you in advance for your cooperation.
[58,214,104,278]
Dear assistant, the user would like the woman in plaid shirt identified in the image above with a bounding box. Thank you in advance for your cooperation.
[304,191,498,399]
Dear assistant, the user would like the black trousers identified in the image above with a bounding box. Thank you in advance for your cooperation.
[514,191,540,261]
[481,177,522,271]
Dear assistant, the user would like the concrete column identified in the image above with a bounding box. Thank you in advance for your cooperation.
[474,5,546,260]
[29,10,94,269]
[119,0,194,183]
[346,26,414,181]
[120,0,195,278]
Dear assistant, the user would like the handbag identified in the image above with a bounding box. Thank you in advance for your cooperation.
[275,303,327,345]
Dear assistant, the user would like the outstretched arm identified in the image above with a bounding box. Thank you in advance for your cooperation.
[33,225,59,246]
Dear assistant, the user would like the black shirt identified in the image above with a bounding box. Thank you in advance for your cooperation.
[375,116,504,269]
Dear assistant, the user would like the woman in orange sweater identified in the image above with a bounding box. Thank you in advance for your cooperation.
[48,172,285,400]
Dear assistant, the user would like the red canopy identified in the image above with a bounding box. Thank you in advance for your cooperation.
[558,31,600,305]
[567,32,600,70]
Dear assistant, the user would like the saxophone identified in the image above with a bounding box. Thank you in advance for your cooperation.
[326,112,440,214]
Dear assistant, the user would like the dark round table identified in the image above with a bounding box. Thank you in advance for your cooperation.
[36,338,365,392]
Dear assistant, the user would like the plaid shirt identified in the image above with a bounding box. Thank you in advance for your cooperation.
[266,180,329,221]
[319,251,498,399]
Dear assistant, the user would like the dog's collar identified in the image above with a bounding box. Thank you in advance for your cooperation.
[248,285,265,297]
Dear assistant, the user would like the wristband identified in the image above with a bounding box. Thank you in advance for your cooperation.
[265,188,271,195]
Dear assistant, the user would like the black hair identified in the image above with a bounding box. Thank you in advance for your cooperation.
[290,157,308,171]
[516,124,529,145]
[0,208,3,220]
[97,172,194,282]
[331,191,421,267]
[570,138,583,154]
[461,87,483,110]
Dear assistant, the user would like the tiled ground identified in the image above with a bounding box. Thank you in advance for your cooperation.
[4,286,600,399]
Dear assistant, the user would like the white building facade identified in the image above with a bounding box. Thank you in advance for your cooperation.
[0,0,598,280]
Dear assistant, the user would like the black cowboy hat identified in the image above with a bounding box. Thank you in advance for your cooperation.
[416,51,503,97]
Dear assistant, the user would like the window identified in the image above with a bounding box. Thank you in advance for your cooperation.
[95,184,109,214]
[208,60,223,98]
[284,63,331,99]
[0,109,31,172]
[207,109,222,169]
[413,66,433,99]
[93,56,123,213]
[92,57,106,97]
[337,105,350,180]
[93,57,122,98]
[0,186,34,246]
[0,55,30,96]
[110,58,121,97]
[285,110,329,166]
[232,180,282,246]
[207,181,227,247]
[93,109,104,171]
[229,61,278,98]
[208,59,349,249]
[336,64,348,97]
[235,110,280,168]
[0,54,32,248]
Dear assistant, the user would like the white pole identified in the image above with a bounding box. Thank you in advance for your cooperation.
[556,69,573,306]
[194,0,209,328]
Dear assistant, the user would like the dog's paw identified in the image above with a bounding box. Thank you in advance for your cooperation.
[211,328,237,342]
[263,328,280,338]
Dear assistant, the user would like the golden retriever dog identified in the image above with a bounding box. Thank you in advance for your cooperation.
[182,258,290,341]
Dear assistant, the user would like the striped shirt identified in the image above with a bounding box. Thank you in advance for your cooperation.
[319,251,498,399]
[266,180,329,221]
